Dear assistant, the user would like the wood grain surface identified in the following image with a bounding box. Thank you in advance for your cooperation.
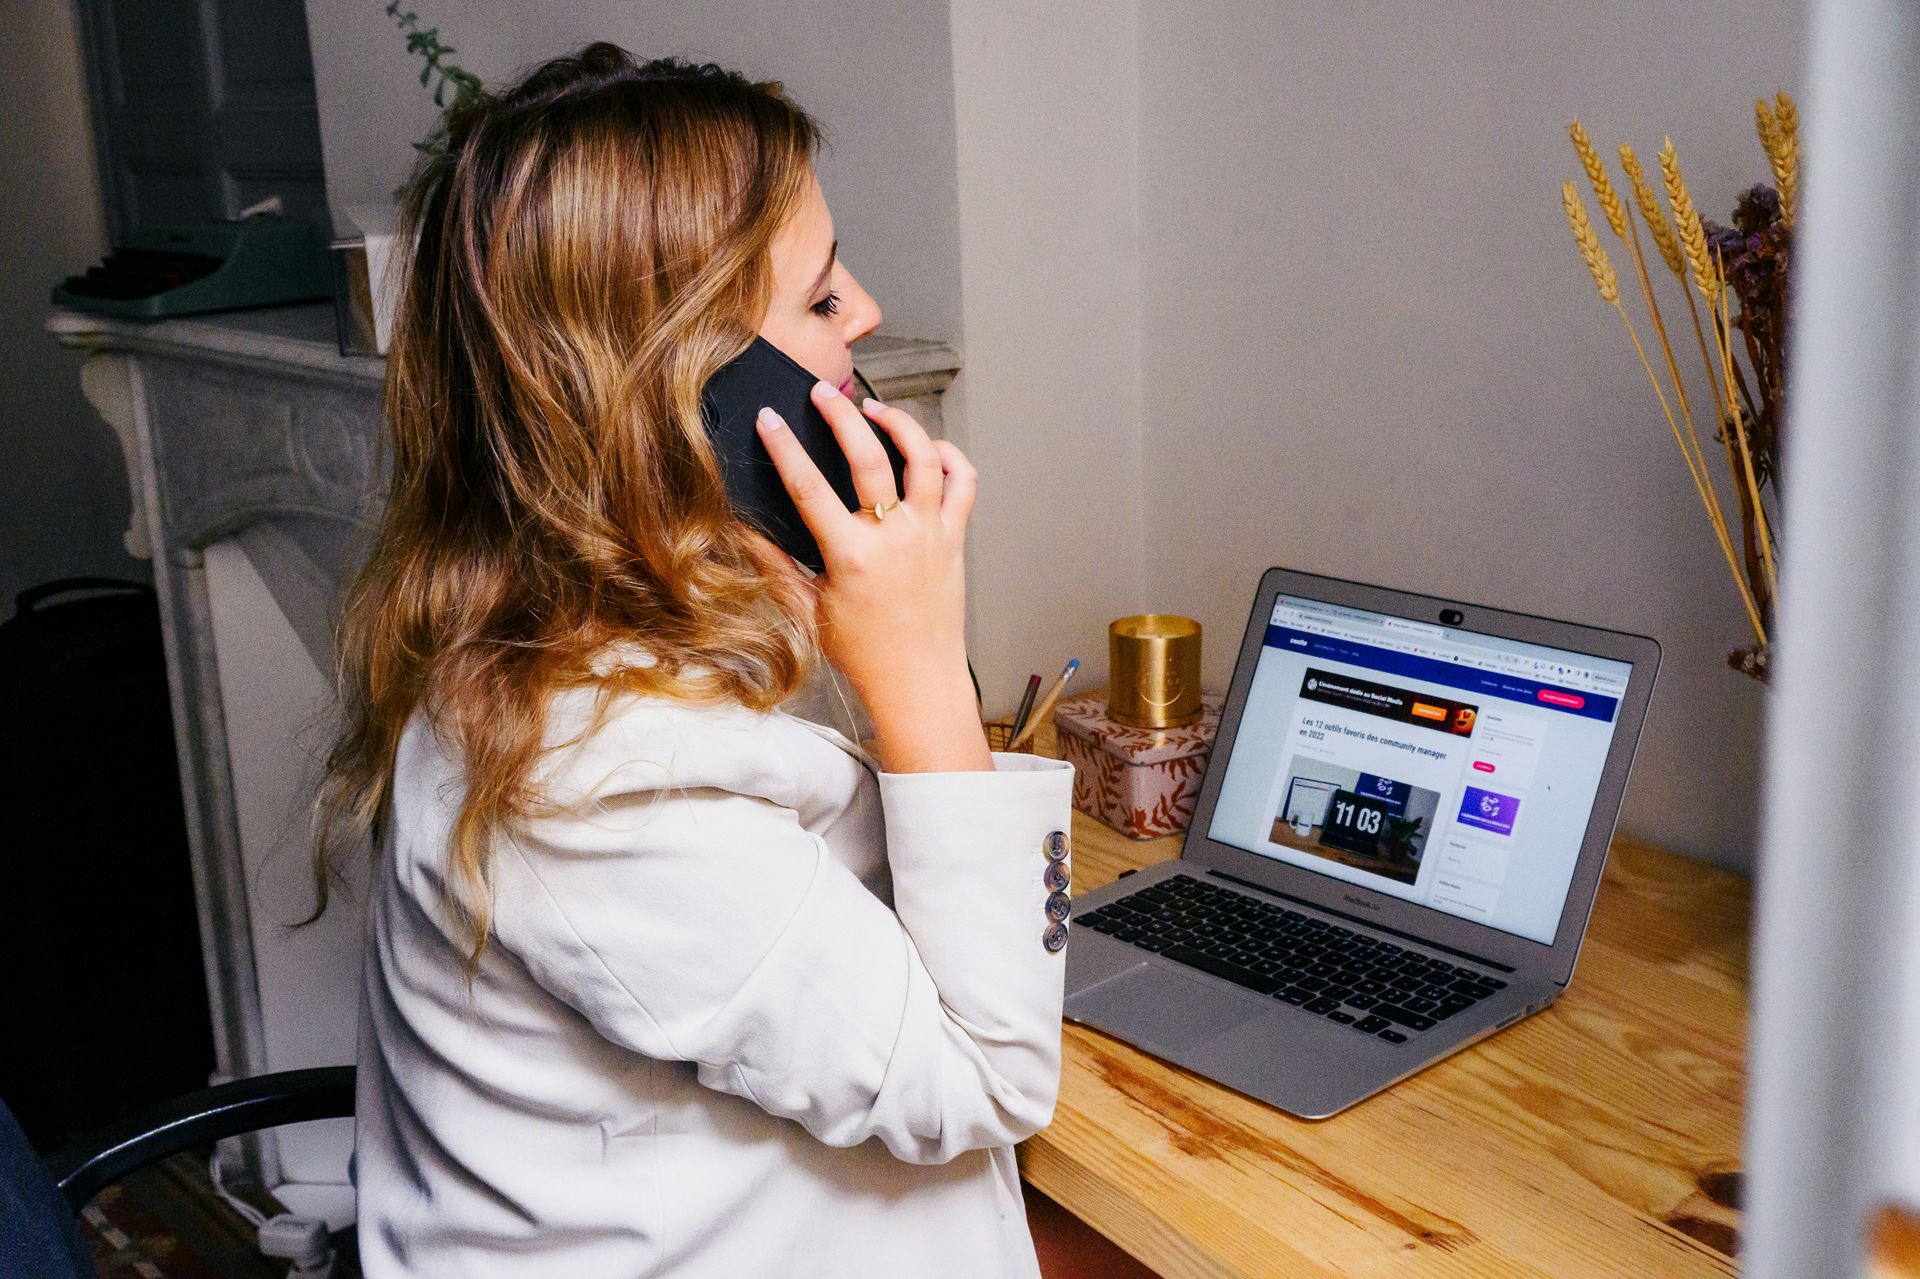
[1016,709,1751,1278]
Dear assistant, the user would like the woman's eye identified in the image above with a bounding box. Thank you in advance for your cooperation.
[811,291,841,318]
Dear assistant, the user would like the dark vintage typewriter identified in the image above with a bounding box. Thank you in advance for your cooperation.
[52,218,332,321]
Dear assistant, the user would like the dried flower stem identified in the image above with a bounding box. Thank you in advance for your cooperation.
[1625,140,1740,460]
[1626,301,1768,647]
[1635,139,1743,576]
[1717,254,1779,600]
[1579,134,1701,441]
[1624,142,1726,422]
[1658,135,1756,470]
[1624,200,1702,440]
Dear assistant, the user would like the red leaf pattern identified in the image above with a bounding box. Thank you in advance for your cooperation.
[1055,692,1221,839]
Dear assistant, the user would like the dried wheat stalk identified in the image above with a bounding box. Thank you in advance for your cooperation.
[1620,143,1685,278]
[1565,108,1793,662]
[1624,139,1725,437]
[1762,91,1800,229]
[1661,137,1722,305]
[1564,169,1767,648]
[1569,120,1628,238]
[1562,181,1618,304]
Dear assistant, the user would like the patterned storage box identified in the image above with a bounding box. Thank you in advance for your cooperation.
[1054,691,1224,839]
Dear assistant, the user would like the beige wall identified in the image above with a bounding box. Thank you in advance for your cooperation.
[945,0,1147,724]
[301,0,964,343]
[0,1,142,605]
[1133,1,1803,867]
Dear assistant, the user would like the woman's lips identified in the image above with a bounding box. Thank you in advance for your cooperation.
[837,376,856,398]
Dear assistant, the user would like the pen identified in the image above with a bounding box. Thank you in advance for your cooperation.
[1009,658,1079,750]
[1008,673,1042,740]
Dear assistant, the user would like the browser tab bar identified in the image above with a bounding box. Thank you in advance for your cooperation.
[1268,597,1626,694]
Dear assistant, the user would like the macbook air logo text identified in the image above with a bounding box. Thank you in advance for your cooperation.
[1342,893,1380,911]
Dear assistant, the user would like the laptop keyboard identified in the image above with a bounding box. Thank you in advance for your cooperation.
[1075,874,1507,1043]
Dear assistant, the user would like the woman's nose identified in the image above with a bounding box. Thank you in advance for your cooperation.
[840,272,882,341]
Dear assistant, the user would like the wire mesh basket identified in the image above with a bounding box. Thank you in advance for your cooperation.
[983,715,1037,754]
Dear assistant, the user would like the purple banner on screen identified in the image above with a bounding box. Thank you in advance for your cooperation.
[1458,786,1520,836]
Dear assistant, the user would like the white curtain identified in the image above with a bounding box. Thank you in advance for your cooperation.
[1747,0,1920,1274]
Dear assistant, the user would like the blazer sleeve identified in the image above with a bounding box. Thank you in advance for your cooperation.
[488,698,1077,1165]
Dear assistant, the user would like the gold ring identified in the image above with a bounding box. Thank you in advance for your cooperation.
[861,499,900,521]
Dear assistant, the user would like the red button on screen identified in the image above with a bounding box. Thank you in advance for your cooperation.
[1538,689,1585,709]
[1472,760,1496,772]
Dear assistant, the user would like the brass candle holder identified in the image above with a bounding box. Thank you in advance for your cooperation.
[1108,614,1203,728]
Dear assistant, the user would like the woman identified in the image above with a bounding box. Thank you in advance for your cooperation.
[313,42,1083,1278]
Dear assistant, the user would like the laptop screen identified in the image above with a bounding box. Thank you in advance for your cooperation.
[1204,594,1636,945]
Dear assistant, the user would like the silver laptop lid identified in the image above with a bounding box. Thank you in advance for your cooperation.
[1182,567,1660,985]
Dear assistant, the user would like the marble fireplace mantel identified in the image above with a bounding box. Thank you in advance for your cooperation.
[48,301,961,1223]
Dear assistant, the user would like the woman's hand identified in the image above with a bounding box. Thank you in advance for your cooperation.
[755,380,990,772]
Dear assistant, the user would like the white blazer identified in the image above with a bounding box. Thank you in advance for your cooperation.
[352,648,1078,1278]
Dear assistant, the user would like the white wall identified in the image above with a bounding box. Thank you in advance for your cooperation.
[301,0,964,344]
[945,0,1147,718]
[0,2,144,605]
[1134,0,1805,868]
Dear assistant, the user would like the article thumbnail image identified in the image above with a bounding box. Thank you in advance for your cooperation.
[1268,756,1441,886]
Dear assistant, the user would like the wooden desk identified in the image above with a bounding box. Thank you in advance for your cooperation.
[1016,715,1750,1278]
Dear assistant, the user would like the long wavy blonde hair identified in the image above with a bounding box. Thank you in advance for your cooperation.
[311,44,824,962]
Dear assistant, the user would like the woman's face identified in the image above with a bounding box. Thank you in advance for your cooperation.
[758,169,882,397]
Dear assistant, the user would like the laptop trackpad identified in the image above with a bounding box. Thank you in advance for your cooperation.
[1066,962,1265,1052]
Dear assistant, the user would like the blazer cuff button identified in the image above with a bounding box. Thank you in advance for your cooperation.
[1042,921,1070,953]
[1043,860,1071,892]
[1043,830,1069,862]
[1045,890,1072,922]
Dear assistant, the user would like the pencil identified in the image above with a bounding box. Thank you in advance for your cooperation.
[1008,673,1042,740]
[1009,659,1079,750]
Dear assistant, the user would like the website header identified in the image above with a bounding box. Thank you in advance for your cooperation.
[1263,623,1621,722]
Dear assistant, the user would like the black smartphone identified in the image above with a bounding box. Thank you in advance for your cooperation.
[701,336,908,575]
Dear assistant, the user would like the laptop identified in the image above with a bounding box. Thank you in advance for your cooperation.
[1063,566,1660,1119]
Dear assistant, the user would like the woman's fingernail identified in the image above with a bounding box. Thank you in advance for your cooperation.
[814,378,840,398]
[757,406,785,431]
[862,397,885,414]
